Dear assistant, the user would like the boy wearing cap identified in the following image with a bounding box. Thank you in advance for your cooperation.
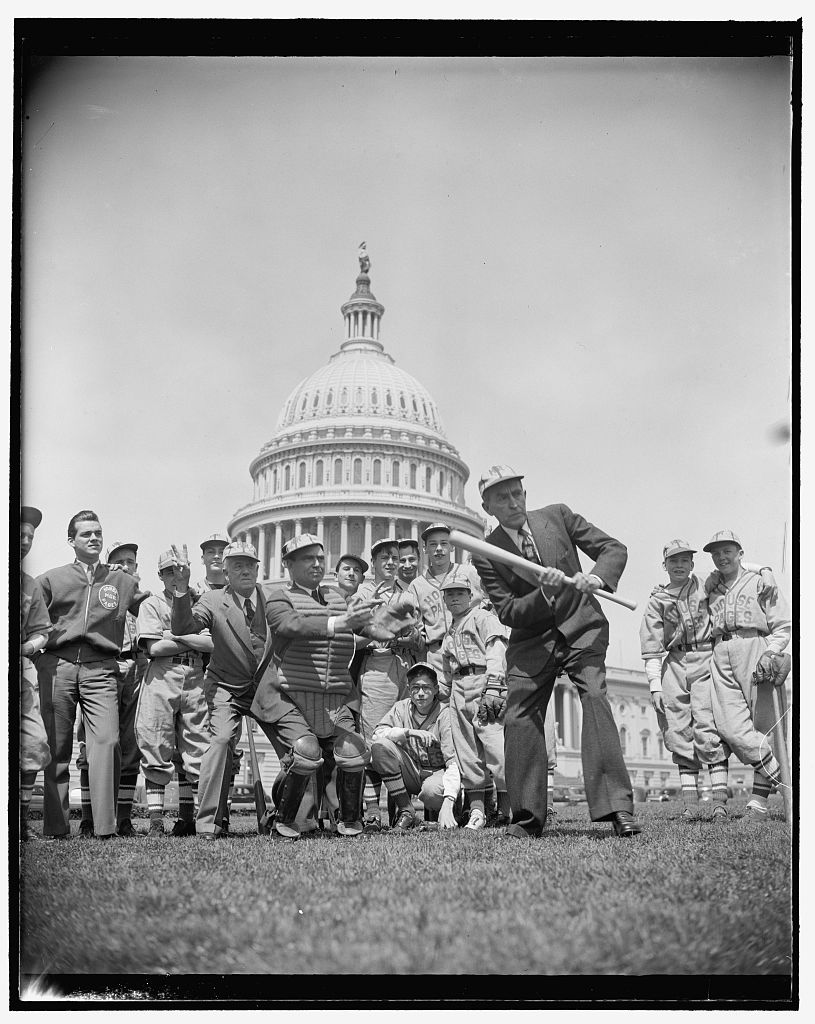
[19,506,52,841]
[76,540,150,837]
[440,574,510,829]
[36,511,150,840]
[251,534,377,837]
[354,538,423,830]
[333,553,368,601]
[370,662,461,831]
[703,531,791,821]
[397,539,420,586]
[640,539,776,818]
[473,466,639,840]
[135,550,215,836]
[192,533,230,597]
[409,523,487,697]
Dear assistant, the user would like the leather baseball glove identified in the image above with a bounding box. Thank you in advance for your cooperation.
[752,651,792,687]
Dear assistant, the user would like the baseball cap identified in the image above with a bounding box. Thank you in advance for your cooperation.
[157,549,180,571]
[478,465,524,498]
[703,530,743,553]
[200,532,230,551]
[662,539,697,559]
[223,540,260,562]
[282,534,322,560]
[420,522,451,543]
[106,540,138,562]
[21,506,43,529]
[397,537,420,551]
[334,553,369,574]
[370,537,399,559]
[406,661,439,686]
[440,572,472,592]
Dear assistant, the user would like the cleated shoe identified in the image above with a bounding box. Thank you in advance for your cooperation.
[711,804,728,822]
[149,819,167,837]
[465,808,487,831]
[170,820,196,837]
[117,819,143,838]
[362,817,383,835]
[78,821,95,839]
[545,806,558,828]
[393,808,416,833]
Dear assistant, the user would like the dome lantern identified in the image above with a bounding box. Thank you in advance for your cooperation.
[339,243,385,353]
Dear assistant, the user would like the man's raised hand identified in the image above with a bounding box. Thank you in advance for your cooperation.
[170,544,191,594]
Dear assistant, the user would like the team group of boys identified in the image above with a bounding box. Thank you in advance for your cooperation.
[18,464,791,843]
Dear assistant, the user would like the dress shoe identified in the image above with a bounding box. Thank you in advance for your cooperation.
[611,811,641,837]
[96,833,120,840]
[505,823,537,839]
[362,817,383,835]
[117,819,143,838]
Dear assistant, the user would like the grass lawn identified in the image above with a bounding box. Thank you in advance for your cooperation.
[17,799,793,998]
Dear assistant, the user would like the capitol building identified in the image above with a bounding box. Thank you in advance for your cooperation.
[227,256,485,579]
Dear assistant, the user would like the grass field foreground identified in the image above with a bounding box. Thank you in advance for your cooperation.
[18,801,792,978]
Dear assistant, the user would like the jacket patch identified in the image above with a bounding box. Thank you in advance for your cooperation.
[98,585,120,610]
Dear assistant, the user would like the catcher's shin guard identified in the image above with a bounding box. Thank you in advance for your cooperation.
[272,735,323,837]
[336,769,365,835]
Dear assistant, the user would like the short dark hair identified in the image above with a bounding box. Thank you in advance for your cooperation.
[68,510,101,539]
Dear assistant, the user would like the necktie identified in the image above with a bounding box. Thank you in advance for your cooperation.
[519,528,540,565]
[244,598,255,628]
[312,589,326,606]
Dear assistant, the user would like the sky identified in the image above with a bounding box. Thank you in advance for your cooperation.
[17,51,794,669]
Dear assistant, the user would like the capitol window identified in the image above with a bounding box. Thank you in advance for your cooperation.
[373,459,381,485]
[326,389,333,407]
[619,726,627,754]
[399,393,407,410]
[641,731,650,758]
[284,465,291,490]
[353,458,362,485]
[298,462,306,488]
[438,470,445,496]
[410,463,417,489]
[340,387,349,409]
[425,467,432,491]
[315,460,324,487]
[392,461,400,487]
[272,469,278,494]
[334,458,343,484]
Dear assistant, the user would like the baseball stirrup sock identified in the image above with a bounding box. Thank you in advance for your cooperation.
[20,770,36,808]
[679,768,700,806]
[80,770,93,824]
[146,780,166,817]
[178,778,195,821]
[708,761,728,804]
[753,751,783,788]
[751,772,772,804]
[380,772,408,799]
[117,773,138,821]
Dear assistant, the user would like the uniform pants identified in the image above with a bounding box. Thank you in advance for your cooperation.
[659,649,730,768]
[505,638,632,835]
[37,654,120,837]
[709,635,777,766]
[196,680,312,834]
[370,737,447,810]
[450,672,506,792]
[136,660,212,785]
[20,657,51,775]
[360,653,407,741]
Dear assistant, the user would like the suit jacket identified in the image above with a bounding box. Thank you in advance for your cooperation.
[471,503,627,678]
[171,583,276,697]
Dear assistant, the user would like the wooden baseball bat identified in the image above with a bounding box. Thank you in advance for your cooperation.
[449,529,638,612]
[245,719,271,834]
[771,684,792,824]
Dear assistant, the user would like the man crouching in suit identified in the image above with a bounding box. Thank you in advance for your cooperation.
[471,465,641,840]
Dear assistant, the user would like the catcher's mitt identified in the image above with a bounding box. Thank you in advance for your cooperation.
[364,593,420,642]
[752,651,792,687]
[477,675,507,724]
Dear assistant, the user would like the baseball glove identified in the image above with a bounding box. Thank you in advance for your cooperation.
[364,593,420,642]
[477,675,507,724]
[752,651,792,687]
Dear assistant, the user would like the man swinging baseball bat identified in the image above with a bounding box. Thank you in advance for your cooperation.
[467,465,642,840]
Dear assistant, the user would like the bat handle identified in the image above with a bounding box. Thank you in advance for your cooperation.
[562,575,638,612]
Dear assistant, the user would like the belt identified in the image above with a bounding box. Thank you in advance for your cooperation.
[673,641,713,653]
[49,642,117,664]
[453,665,486,677]
[714,628,761,645]
[169,654,204,666]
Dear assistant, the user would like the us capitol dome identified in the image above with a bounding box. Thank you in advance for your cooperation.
[228,249,486,579]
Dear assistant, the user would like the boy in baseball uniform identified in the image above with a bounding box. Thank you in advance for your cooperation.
[703,531,791,822]
[136,550,214,836]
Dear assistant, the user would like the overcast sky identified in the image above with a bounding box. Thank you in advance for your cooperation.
[19,54,793,667]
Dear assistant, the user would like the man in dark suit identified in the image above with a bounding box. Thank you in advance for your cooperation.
[471,466,640,839]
